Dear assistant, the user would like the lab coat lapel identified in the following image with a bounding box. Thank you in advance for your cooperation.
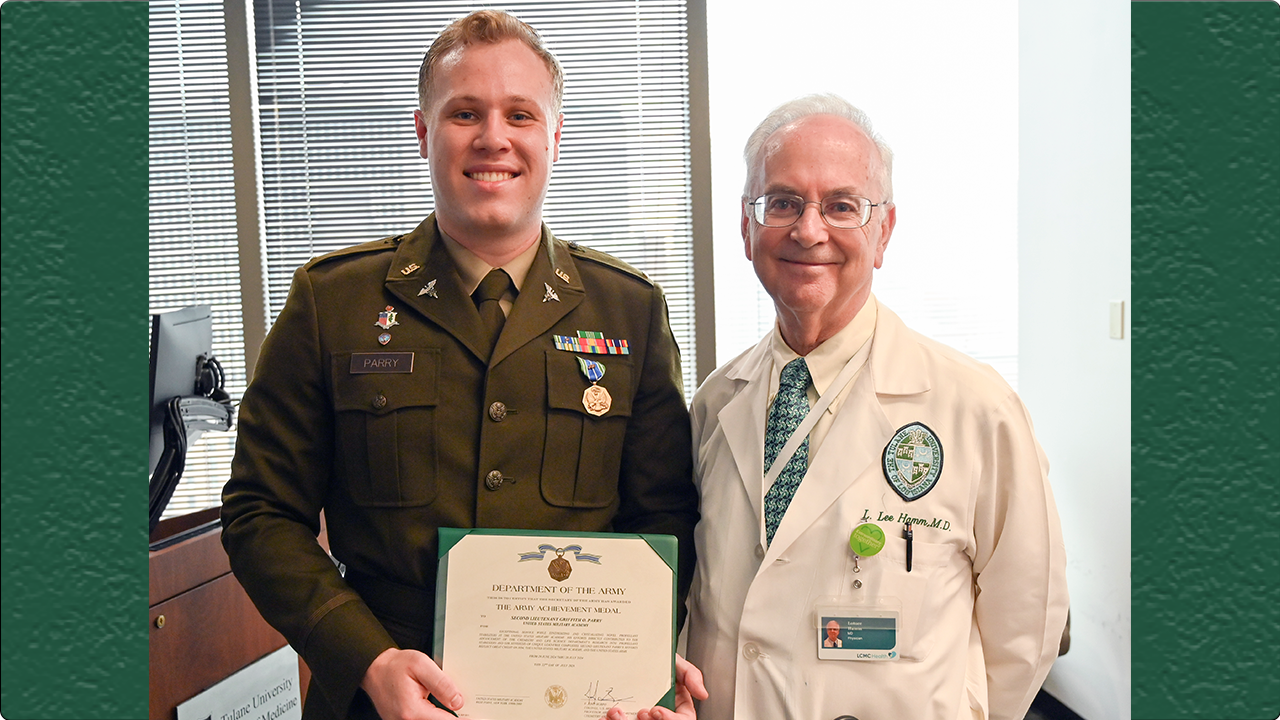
[761,368,893,564]
[761,298,930,562]
[716,338,773,533]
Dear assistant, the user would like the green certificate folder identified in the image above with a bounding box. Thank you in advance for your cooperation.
[435,528,677,718]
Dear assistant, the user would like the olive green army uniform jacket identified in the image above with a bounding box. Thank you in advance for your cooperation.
[221,216,697,720]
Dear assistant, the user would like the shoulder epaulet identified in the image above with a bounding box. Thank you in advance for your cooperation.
[303,234,402,269]
[564,240,653,286]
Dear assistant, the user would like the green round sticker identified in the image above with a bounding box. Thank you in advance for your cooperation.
[849,523,886,556]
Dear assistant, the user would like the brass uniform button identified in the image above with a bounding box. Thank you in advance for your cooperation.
[488,402,507,422]
[372,393,388,410]
[484,470,504,491]
[155,615,166,629]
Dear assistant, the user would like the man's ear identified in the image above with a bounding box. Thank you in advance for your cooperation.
[741,198,753,260]
[413,109,429,160]
[873,203,896,269]
[551,113,564,162]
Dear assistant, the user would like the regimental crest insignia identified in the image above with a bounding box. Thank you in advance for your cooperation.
[375,305,400,329]
[882,422,943,501]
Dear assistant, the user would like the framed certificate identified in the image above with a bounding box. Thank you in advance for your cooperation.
[434,528,677,719]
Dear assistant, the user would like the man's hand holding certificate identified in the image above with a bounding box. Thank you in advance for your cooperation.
[435,530,683,719]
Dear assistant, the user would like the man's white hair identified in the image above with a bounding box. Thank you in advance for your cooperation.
[743,93,894,202]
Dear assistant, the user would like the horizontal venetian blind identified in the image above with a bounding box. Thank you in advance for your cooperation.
[254,0,697,395]
[149,0,247,518]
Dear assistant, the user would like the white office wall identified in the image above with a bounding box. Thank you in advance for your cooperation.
[705,0,1021,383]
[1019,1,1131,718]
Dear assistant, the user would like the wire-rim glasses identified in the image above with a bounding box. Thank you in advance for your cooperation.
[748,193,883,230]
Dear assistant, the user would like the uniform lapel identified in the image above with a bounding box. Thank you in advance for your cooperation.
[716,338,773,542]
[384,216,492,362]
[490,227,584,367]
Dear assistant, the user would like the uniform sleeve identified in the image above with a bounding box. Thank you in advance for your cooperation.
[221,267,395,716]
[610,283,700,629]
[971,392,1069,720]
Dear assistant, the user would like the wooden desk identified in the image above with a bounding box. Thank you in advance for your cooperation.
[148,508,316,720]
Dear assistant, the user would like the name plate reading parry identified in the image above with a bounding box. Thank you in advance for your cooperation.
[349,352,414,373]
[176,645,301,720]
[435,529,677,719]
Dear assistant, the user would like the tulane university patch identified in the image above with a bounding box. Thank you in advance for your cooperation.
[882,422,943,501]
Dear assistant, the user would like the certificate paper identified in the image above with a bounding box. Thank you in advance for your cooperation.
[434,529,676,719]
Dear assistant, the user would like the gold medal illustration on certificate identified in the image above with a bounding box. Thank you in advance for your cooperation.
[547,548,572,582]
[578,357,612,416]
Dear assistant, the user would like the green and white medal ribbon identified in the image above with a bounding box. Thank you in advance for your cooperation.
[578,357,611,416]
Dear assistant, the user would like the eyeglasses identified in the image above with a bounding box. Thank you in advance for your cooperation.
[748,193,884,230]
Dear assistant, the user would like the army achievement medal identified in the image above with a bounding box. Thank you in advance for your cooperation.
[882,422,944,501]
[548,548,572,582]
[578,357,612,416]
[375,305,399,329]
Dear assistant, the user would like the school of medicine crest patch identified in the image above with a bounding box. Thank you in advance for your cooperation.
[882,422,943,501]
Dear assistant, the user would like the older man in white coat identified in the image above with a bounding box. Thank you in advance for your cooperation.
[683,95,1069,720]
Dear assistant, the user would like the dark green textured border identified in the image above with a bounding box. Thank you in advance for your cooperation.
[1,2,149,719]
[1,2,1277,718]
[1132,3,1279,719]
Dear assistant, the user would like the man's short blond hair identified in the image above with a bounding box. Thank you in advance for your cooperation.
[418,9,565,114]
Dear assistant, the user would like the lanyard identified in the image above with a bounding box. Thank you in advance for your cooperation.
[762,346,867,492]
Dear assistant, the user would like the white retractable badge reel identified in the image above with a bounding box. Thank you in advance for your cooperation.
[813,522,901,661]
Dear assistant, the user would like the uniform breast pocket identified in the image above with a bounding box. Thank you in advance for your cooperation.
[330,349,440,507]
[540,350,633,508]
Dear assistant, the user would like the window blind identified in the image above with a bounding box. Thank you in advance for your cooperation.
[149,0,247,518]
[253,0,698,395]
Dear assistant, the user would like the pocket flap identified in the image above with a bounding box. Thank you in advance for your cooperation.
[331,349,440,415]
[545,350,633,417]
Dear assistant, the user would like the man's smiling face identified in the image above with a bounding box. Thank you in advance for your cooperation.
[415,39,563,246]
[743,114,894,339]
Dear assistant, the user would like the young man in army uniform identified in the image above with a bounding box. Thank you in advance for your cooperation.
[221,11,699,720]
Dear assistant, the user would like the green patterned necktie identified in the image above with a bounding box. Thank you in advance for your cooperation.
[763,357,812,546]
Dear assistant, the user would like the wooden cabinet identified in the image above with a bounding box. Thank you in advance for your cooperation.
[148,509,313,720]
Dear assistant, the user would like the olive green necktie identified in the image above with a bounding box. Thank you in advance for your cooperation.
[473,268,513,354]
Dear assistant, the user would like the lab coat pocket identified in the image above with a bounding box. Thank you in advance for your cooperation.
[875,536,954,661]
[330,349,440,507]
[541,350,633,508]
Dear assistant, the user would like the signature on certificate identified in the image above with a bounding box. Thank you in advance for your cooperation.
[583,680,634,705]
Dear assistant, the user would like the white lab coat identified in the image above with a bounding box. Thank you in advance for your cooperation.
[686,299,1068,720]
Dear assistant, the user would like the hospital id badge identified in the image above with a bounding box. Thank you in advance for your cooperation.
[814,597,901,661]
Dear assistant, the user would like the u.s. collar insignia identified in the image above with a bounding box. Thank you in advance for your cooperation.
[417,279,438,298]
[882,422,943,501]
[542,282,560,303]
[375,305,400,329]
[400,263,420,276]
[555,268,571,283]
